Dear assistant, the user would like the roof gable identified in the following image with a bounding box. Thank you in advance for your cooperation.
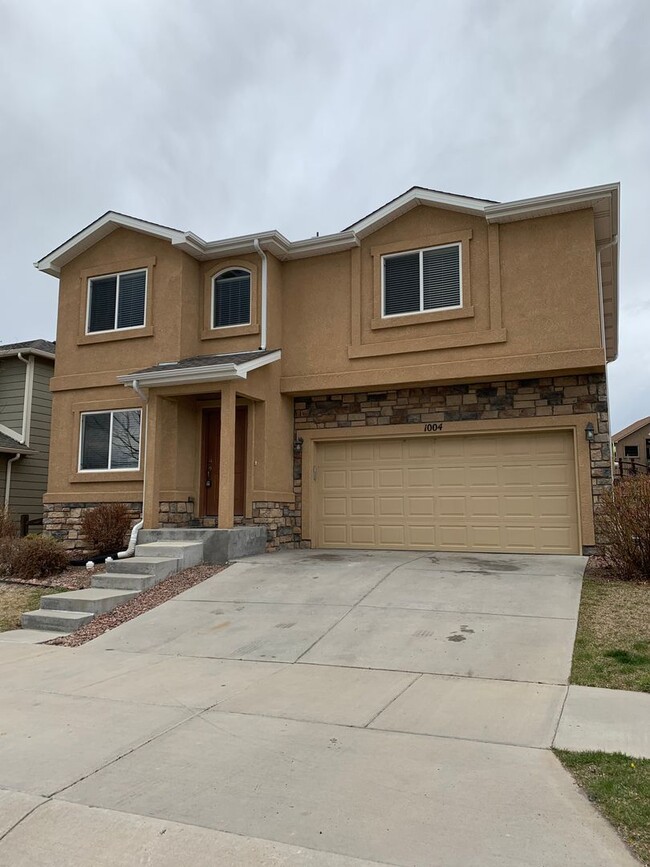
[612,416,650,442]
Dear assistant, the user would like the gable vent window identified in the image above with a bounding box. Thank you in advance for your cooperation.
[87,269,146,333]
[79,409,141,471]
[383,243,461,317]
[213,269,251,328]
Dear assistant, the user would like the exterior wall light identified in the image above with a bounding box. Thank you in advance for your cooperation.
[585,422,595,442]
[294,435,304,455]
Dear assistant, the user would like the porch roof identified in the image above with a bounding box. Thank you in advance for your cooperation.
[0,431,34,455]
[117,349,281,388]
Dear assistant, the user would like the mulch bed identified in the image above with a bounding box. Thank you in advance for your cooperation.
[1,565,98,591]
[46,563,223,647]
[585,554,650,586]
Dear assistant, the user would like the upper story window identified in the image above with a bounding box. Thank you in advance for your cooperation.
[79,409,141,471]
[382,243,461,318]
[212,268,251,329]
[87,269,146,334]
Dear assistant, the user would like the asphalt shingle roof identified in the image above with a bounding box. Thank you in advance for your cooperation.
[0,339,55,356]
[131,350,277,376]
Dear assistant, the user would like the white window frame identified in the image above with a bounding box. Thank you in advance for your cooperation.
[85,268,148,335]
[78,409,142,472]
[624,445,639,458]
[211,268,252,330]
[381,242,462,319]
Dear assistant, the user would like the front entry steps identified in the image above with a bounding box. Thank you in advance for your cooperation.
[20,526,267,635]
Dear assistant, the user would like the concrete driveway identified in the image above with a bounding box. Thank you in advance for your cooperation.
[0,550,637,866]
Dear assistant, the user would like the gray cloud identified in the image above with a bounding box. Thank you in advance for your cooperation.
[1,0,648,431]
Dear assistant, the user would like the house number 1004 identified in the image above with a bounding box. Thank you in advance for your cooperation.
[423,423,443,432]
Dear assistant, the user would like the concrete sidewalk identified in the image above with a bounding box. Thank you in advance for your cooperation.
[554,685,650,759]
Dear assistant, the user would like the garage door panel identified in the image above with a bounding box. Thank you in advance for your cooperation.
[468,466,500,487]
[350,470,375,489]
[350,497,375,516]
[314,431,579,554]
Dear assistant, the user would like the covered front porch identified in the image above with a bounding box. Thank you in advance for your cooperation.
[117,350,298,546]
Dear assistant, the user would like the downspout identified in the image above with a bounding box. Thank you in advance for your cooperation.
[4,454,21,510]
[596,236,618,483]
[253,238,268,351]
[5,353,35,514]
[117,379,148,558]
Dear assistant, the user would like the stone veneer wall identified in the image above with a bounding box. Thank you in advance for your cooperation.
[294,373,611,553]
[43,501,143,553]
[158,500,195,527]
[194,498,303,552]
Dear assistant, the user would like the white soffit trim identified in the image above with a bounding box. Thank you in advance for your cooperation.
[116,350,282,388]
[35,214,359,276]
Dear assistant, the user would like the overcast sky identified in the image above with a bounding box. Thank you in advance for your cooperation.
[1,0,648,432]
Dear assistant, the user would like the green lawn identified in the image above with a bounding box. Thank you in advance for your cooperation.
[0,583,63,632]
[556,751,649,865]
[571,574,650,692]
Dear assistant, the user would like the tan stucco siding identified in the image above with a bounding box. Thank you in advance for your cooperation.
[614,427,650,461]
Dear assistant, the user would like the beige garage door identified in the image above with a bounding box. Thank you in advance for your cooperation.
[314,431,579,554]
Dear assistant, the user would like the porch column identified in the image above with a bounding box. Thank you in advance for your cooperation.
[218,383,236,529]
[142,394,161,529]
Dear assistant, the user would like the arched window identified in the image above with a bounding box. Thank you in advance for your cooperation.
[212,268,251,328]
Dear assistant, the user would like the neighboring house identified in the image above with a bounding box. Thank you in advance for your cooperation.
[612,417,650,469]
[0,340,55,531]
[35,183,619,555]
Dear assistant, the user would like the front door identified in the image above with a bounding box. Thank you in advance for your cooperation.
[201,406,248,516]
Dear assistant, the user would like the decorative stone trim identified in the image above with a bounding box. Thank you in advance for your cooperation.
[158,500,195,527]
[195,500,302,552]
[43,501,143,553]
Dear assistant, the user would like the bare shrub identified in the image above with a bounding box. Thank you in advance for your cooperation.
[596,477,650,580]
[0,537,18,578]
[0,508,16,539]
[81,503,132,554]
[10,534,69,581]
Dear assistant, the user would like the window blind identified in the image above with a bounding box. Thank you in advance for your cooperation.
[423,246,460,309]
[88,277,117,333]
[213,270,251,328]
[383,253,420,316]
[117,271,146,329]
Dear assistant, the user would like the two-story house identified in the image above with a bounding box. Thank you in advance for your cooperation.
[35,184,618,556]
[0,339,55,531]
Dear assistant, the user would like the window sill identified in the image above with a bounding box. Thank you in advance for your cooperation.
[77,326,154,346]
[70,470,143,484]
[201,323,259,340]
[371,306,474,330]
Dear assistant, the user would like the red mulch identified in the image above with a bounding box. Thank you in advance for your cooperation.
[46,563,223,647]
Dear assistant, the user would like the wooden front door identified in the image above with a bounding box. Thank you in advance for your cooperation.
[201,406,248,516]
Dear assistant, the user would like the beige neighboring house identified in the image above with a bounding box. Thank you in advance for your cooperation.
[0,340,55,532]
[35,183,619,556]
[612,417,650,468]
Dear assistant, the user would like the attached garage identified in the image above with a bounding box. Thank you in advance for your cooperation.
[313,430,580,554]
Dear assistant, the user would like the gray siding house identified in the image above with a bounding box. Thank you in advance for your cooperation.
[0,340,55,531]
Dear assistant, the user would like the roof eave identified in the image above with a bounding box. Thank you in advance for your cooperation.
[117,349,282,388]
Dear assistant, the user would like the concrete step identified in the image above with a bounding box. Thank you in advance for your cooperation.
[40,588,138,615]
[137,527,266,563]
[105,556,180,580]
[21,609,94,633]
[138,529,217,543]
[92,572,161,592]
[134,541,203,568]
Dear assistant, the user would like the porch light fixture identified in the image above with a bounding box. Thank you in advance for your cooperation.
[585,422,595,442]
[294,435,304,455]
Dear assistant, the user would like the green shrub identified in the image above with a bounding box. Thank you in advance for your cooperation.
[81,503,132,554]
[10,534,69,581]
[596,477,650,580]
